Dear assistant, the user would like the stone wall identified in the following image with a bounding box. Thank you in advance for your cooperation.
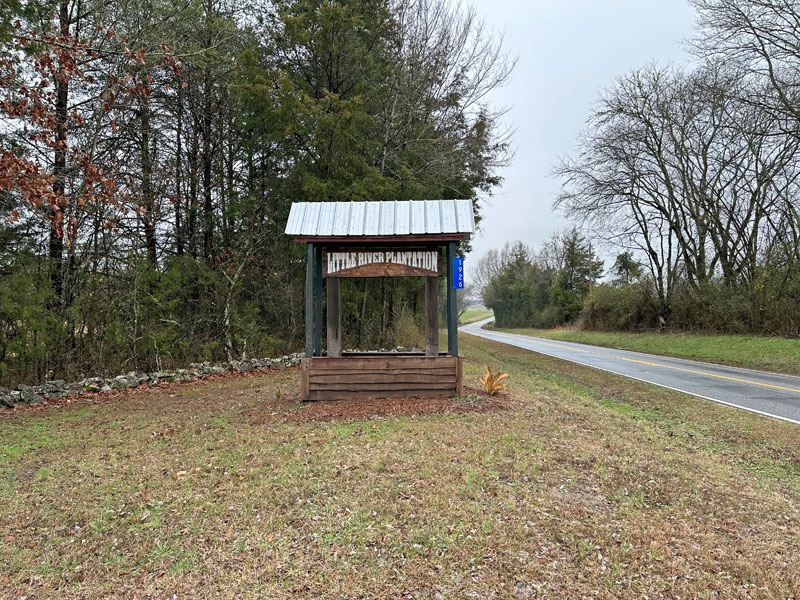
[0,354,303,410]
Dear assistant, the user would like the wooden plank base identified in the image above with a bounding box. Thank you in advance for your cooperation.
[301,355,463,401]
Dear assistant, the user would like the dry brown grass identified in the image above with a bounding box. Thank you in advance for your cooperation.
[1,337,798,599]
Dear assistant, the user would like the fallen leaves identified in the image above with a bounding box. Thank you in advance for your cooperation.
[151,426,177,439]
[251,385,509,425]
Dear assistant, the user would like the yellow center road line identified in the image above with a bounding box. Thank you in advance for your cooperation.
[464,325,800,396]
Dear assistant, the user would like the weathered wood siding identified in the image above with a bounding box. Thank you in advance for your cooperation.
[301,356,463,401]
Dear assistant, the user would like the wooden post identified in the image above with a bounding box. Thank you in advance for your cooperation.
[301,358,310,401]
[456,357,463,396]
[326,276,342,358]
[425,276,439,357]
[446,241,458,358]
[314,245,323,356]
[305,242,314,358]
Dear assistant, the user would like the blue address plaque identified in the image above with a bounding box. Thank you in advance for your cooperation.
[453,257,465,289]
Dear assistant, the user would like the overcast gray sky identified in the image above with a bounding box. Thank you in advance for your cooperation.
[467,0,697,273]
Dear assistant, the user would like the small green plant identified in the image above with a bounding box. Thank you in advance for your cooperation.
[455,392,484,404]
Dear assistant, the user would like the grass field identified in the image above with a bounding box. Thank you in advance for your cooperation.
[458,307,493,324]
[2,335,799,598]
[491,326,800,376]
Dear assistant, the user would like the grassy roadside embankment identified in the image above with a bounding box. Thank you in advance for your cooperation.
[1,334,798,598]
[490,325,800,376]
[458,307,494,325]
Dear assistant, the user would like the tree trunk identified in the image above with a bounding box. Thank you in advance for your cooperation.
[49,0,70,301]
[140,85,157,268]
[175,80,184,256]
[202,73,213,260]
[188,128,199,257]
[225,114,234,248]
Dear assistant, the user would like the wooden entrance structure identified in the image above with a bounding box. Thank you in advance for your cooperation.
[285,200,475,401]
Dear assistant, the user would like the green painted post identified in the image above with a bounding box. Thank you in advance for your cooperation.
[447,242,458,357]
[305,242,314,358]
[314,245,323,356]
[445,244,452,354]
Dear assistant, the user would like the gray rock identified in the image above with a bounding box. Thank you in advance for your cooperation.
[16,386,44,405]
[109,376,129,390]
[62,381,79,392]
[3,351,310,409]
[0,387,14,409]
[82,377,104,393]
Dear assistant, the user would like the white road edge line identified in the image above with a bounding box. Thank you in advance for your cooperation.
[462,322,800,382]
[483,328,800,382]
[461,327,800,426]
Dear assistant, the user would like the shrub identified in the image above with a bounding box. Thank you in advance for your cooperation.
[579,282,660,331]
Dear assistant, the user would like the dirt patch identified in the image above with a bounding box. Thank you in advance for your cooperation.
[252,386,514,424]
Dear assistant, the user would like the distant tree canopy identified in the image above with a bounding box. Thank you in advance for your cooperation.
[0,0,512,385]
[479,231,603,329]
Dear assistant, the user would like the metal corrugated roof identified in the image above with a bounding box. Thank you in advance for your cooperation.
[285,200,475,237]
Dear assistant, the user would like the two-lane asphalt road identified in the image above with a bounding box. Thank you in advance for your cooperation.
[460,318,800,424]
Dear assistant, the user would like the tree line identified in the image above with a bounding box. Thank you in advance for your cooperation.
[480,0,800,336]
[0,0,512,385]
[476,231,603,329]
